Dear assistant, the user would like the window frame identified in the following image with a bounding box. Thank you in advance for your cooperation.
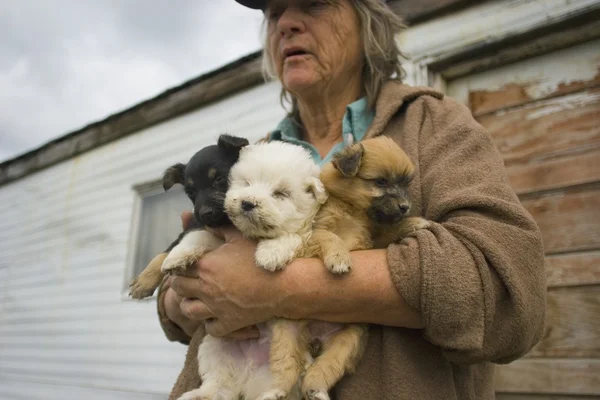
[122,177,187,300]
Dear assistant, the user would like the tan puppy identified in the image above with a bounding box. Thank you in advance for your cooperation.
[292,135,429,400]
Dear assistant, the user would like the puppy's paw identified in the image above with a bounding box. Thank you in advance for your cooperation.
[254,241,294,272]
[258,389,287,400]
[176,389,208,400]
[128,277,157,299]
[177,387,233,400]
[408,216,430,231]
[161,246,206,274]
[324,251,352,275]
[305,389,330,400]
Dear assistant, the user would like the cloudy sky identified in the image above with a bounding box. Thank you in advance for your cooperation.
[0,0,264,163]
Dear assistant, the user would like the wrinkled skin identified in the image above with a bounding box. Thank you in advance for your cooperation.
[267,0,364,105]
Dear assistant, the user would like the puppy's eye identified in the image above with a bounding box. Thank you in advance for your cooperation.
[273,189,290,199]
[213,176,225,186]
[184,187,195,197]
[397,173,414,185]
[374,178,388,187]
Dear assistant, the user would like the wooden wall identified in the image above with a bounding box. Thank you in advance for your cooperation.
[447,38,600,398]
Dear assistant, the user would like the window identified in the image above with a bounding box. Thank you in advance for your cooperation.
[124,180,191,297]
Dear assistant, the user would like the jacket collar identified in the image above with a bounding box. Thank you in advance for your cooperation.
[364,81,444,140]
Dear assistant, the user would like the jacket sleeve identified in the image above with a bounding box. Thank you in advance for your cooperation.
[386,95,546,365]
[156,275,193,345]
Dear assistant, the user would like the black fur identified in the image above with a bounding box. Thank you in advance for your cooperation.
[161,133,249,252]
[367,174,414,224]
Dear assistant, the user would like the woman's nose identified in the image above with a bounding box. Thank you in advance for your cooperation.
[278,8,305,38]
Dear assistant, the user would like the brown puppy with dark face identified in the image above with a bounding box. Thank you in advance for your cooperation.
[297,135,429,399]
[307,135,428,274]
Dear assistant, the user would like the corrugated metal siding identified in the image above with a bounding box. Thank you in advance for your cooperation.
[0,80,286,398]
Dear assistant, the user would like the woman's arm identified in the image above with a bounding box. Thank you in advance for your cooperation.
[277,250,423,328]
[378,94,546,365]
[168,227,424,337]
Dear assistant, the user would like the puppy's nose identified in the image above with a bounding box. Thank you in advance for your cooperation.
[241,200,256,212]
[398,204,410,215]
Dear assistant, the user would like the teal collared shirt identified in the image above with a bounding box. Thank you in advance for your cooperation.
[268,97,375,167]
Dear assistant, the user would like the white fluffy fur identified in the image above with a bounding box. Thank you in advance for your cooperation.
[177,141,326,400]
[225,141,326,242]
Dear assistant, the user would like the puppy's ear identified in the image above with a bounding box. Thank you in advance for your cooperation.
[332,143,364,177]
[162,163,186,191]
[305,177,328,204]
[218,134,249,155]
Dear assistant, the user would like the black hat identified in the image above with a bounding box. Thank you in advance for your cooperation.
[234,0,390,10]
[234,0,266,10]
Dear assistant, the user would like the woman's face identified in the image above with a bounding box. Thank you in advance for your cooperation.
[266,0,363,98]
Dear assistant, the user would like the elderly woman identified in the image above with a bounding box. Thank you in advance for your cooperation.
[157,0,546,399]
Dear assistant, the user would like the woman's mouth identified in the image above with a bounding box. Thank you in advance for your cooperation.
[283,47,310,61]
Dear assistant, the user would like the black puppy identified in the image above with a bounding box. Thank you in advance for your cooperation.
[129,134,249,299]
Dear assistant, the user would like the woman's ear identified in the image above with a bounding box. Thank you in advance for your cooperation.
[332,143,364,177]
[305,177,328,204]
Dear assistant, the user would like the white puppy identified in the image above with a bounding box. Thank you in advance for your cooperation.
[177,140,327,400]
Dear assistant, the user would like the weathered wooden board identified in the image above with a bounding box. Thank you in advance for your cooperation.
[446,38,600,114]
[526,286,600,358]
[471,73,600,116]
[521,186,600,254]
[545,251,600,288]
[506,148,600,195]
[477,89,600,167]
[495,359,600,395]
[388,0,475,24]
[443,16,600,81]
[496,394,596,400]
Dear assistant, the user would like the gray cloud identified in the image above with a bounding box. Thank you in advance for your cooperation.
[0,0,264,162]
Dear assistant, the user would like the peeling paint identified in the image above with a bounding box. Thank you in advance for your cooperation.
[448,38,600,111]
[525,91,600,120]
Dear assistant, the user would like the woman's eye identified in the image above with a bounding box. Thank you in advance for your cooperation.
[305,1,328,12]
[266,6,283,20]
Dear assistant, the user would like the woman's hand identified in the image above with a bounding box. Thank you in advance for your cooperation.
[164,285,203,337]
[169,212,282,337]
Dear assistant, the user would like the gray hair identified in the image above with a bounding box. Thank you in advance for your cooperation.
[260,0,406,119]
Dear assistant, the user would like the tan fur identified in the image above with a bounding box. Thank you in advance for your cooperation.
[269,320,311,393]
[271,136,429,399]
[128,228,222,300]
[129,252,168,299]
[301,324,368,397]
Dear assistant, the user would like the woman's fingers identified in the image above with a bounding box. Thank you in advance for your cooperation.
[181,211,194,230]
[180,298,214,321]
[164,288,203,337]
[170,275,204,299]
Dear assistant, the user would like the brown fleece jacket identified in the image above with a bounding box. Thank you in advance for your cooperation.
[157,81,547,400]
